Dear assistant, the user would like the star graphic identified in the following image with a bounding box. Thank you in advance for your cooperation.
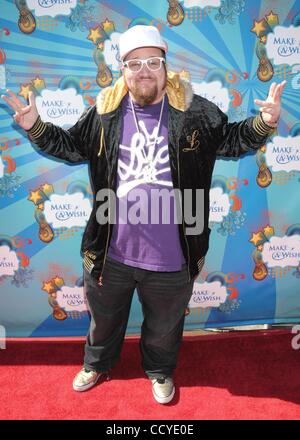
[263,225,275,237]
[97,42,104,51]
[28,190,43,205]
[32,76,45,90]
[40,183,54,195]
[18,84,31,100]
[265,11,279,28]
[249,231,265,246]
[251,19,267,37]
[42,281,56,294]
[53,276,64,288]
[101,18,115,35]
[87,26,105,45]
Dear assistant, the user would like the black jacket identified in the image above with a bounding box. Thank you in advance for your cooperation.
[28,72,273,283]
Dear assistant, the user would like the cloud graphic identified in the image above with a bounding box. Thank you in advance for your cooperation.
[209,187,230,223]
[266,25,300,66]
[44,192,92,229]
[192,80,230,113]
[183,0,221,8]
[27,0,77,17]
[189,280,228,308]
[266,135,300,172]
[0,156,4,178]
[262,235,300,268]
[0,245,19,276]
[36,88,85,128]
[103,32,122,71]
[56,286,87,312]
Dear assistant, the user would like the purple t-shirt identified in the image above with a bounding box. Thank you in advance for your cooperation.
[107,94,186,271]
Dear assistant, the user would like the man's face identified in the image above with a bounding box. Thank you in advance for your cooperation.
[122,47,167,106]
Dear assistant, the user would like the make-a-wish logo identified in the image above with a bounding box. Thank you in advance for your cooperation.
[266,25,300,66]
[27,0,77,17]
[249,225,300,280]
[208,175,246,235]
[262,235,300,268]
[209,187,230,223]
[42,276,87,320]
[266,135,300,172]
[44,192,92,229]
[0,236,32,287]
[103,32,121,70]
[0,245,19,276]
[192,80,230,113]
[56,286,87,313]
[189,280,227,309]
[36,88,85,128]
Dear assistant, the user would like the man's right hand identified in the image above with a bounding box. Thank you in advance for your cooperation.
[1,89,39,131]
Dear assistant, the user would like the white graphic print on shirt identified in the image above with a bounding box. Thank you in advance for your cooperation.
[117,120,172,198]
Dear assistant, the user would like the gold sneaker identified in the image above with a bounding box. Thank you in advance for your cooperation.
[151,377,175,404]
[73,368,104,392]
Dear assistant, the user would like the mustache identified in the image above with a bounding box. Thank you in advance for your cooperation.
[135,75,155,80]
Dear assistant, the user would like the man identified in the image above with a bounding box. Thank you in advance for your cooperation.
[1,25,285,404]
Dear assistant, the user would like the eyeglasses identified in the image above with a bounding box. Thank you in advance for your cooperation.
[122,56,165,73]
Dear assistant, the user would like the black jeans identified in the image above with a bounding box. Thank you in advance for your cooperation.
[83,256,196,379]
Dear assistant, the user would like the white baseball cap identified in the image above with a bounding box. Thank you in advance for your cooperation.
[119,25,168,61]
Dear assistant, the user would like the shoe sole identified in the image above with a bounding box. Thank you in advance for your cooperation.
[152,386,175,404]
[73,373,101,392]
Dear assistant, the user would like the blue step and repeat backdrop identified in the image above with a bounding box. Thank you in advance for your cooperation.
[0,0,299,337]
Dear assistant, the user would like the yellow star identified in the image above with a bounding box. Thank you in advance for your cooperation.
[101,19,115,34]
[251,19,266,37]
[28,189,43,205]
[249,231,264,246]
[53,276,64,288]
[42,281,55,294]
[97,42,104,51]
[263,225,275,237]
[18,84,31,100]
[32,76,45,90]
[87,26,104,45]
[265,11,279,27]
[40,183,54,195]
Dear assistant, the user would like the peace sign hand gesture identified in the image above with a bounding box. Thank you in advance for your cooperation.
[1,89,39,131]
[254,80,286,127]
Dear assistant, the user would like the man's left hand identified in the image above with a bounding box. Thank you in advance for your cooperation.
[254,80,286,127]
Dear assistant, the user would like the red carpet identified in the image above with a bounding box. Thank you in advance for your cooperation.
[0,330,299,420]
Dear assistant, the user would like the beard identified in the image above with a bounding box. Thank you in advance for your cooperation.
[129,79,159,107]
[125,72,167,107]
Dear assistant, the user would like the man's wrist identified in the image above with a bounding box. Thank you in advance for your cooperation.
[253,113,277,136]
[26,115,47,140]
[259,112,278,128]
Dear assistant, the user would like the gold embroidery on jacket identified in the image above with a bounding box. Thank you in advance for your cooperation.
[183,129,200,153]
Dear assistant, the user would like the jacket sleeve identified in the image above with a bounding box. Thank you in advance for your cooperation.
[200,98,276,158]
[26,105,100,163]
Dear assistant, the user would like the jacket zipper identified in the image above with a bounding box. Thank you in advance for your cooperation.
[98,126,110,287]
[177,142,191,282]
